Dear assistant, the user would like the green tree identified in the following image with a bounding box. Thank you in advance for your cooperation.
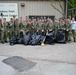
[66,0,76,17]
[68,0,76,9]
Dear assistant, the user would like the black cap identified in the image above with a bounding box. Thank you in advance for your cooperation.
[1,13,3,17]
[13,15,16,18]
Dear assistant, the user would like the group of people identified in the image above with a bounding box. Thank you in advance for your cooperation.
[0,16,76,44]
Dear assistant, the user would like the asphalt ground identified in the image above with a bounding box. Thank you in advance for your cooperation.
[0,42,76,75]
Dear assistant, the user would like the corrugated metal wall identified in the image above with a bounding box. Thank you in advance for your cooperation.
[0,1,64,19]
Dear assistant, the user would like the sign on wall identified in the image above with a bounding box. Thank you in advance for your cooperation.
[0,3,18,21]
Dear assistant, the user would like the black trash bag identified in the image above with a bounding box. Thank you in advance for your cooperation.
[45,31,55,45]
[56,29,66,43]
[40,35,45,44]
[18,38,23,44]
[30,33,42,45]
[23,33,31,45]
[9,35,18,46]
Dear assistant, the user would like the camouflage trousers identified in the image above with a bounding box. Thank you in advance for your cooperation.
[65,30,72,42]
[0,31,8,42]
[72,30,76,42]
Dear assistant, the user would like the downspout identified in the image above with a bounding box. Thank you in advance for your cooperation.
[64,0,67,18]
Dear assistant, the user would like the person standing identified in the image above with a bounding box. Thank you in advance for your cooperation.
[32,18,38,34]
[47,18,54,33]
[64,18,72,42]
[14,19,19,37]
[59,18,65,30]
[8,18,14,39]
[26,19,33,35]
[71,17,76,42]
[53,19,59,39]
[3,18,9,42]
[19,17,24,37]
[43,19,49,35]
[23,19,28,33]
[0,19,4,43]
[36,19,44,35]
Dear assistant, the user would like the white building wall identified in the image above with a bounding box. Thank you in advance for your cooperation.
[18,1,64,19]
[0,1,64,19]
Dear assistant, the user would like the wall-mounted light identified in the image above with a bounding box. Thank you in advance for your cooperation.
[21,3,25,7]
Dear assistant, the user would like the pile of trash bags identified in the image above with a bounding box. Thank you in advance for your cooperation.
[10,33,45,46]
[9,29,66,46]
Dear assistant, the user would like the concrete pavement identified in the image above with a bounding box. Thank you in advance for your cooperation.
[0,42,76,75]
[0,56,16,75]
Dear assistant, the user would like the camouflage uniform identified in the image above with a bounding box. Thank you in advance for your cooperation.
[72,30,76,42]
[14,19,19,37]
[0,25,4,43]
[53,20,59,38]
[22,21,27,32]
[37,20,44,35]
[8,19,14,39]
[59,21,65,30]
[26,20,34,35]
[64,20,72,41]
[32,20,38,34]
[48,20,54,33]
[3,22,9,42]
[0,18,9,43]
[43,21,49,35]
[0,20,3,43]
[19,21,24,37]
